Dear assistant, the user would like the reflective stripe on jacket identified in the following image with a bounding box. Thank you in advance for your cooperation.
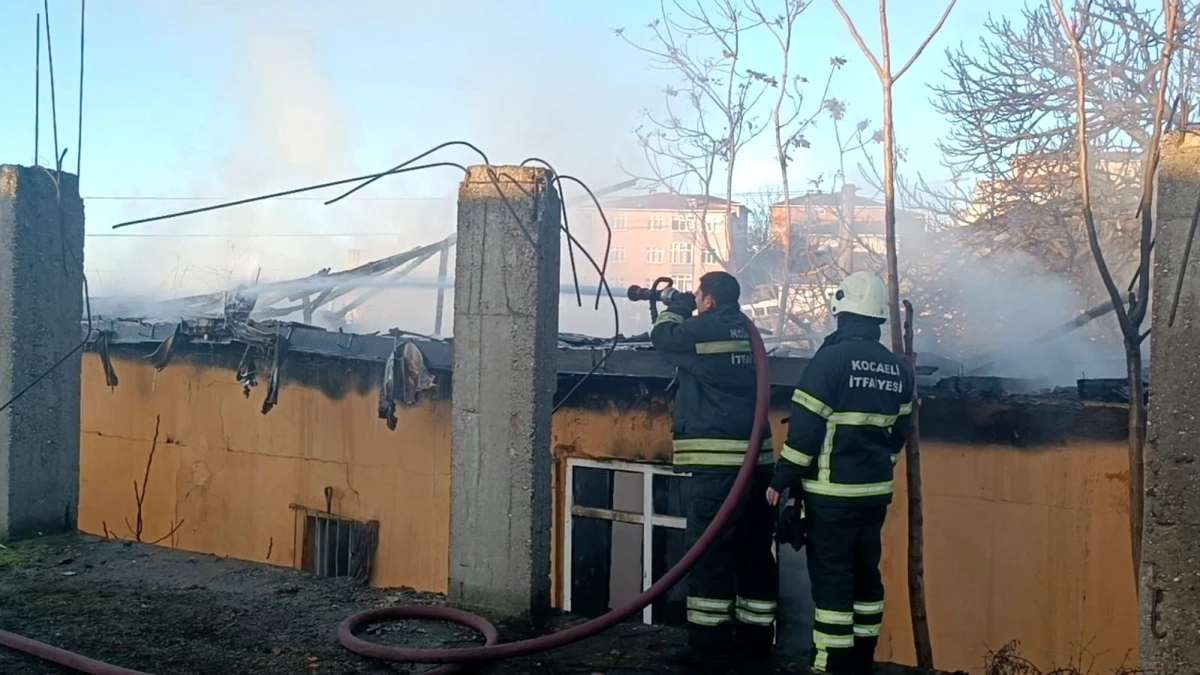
[650,303,772,470]
[771,316,913,504]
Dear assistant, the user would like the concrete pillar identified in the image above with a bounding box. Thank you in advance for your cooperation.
[0,165,85,540]
[449,165,560,615]
[1144,131,1200,672]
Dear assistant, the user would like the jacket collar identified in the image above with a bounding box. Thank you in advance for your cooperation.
[821,314,883,348]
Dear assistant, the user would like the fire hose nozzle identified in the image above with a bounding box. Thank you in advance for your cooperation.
[626,283,680,304]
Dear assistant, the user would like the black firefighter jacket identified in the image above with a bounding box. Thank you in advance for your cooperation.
[650,302,774,471]
[770,316,913,505]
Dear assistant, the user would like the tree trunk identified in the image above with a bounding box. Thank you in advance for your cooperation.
[902,300,933,671]
[772,36,793,340]
[837,184,856,277]
[726,135,738,272]
[881,79,903,353]
[905,398,933,670]
[1127,340,1146,591]
[776,175,793,339]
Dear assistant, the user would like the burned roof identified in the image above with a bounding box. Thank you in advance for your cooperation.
[86,316,834,386]
[84,312,1143,445]
[83,239,1137,413]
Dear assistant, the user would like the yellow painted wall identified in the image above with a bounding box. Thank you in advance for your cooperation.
[877,440,1137,673]
[79,353,452,592]
[547,403,1137,673]
[80,355,1137,672]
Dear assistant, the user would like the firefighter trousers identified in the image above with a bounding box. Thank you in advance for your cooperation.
[805,501,889,675]
[684,468,779,648]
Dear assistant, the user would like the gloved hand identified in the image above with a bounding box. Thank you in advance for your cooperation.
[775,498,807,552]
[666,291,697,316]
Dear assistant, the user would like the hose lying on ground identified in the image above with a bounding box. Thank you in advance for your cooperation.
[0,314,771,675]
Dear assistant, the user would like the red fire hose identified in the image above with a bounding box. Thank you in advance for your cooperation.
[0,315,771,675]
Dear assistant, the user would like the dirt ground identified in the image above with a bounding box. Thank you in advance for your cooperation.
[0,535,937,675]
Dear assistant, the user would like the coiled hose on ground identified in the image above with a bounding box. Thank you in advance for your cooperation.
[0,314,771,675]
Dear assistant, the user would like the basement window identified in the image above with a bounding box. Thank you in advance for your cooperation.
[563,458,690,626]
[291,506,379,582]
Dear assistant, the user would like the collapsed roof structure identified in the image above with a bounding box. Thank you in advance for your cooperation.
[82,236,1149,431]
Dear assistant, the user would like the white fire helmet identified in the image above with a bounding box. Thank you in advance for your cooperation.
[830,272,889,320]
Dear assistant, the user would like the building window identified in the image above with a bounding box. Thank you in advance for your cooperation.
[674,274,693,292]
[563,458,691,626]
[646,247,664,264]
[649,215,666,231]
[702,248,719,265]
[671,214,695,232]
[292,505,380,581]
[671,242,693,265]
[612,246,626,263]
[704,213,725,231]
[609,277,625,290]
[612,214,627,231]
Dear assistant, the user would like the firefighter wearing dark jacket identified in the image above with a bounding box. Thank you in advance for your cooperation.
[650,271,778,659]
[766,272,914,675]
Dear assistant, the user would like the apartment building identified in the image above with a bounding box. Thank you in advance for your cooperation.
[770,184,901,264]
[593,194,750,294]
[963,150,1141,223]
[762,185,927,336]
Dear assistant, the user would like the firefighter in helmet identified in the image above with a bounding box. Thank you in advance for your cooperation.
[767,272,914,675]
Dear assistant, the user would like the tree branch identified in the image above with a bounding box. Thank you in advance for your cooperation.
[894,0,961,81]
[830,0,885,79]
[1050,0,1132,333]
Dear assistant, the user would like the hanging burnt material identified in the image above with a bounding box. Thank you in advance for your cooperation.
[261,326,290,415]
[236,344,258,398]
[144,323,180,371]
[378,348,397,430]
[96,330,119,389]
[400,341,435,404]
[377,340,436,431]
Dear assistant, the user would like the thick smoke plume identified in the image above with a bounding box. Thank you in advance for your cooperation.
[89,0,649,338]
[902,227,1134,387]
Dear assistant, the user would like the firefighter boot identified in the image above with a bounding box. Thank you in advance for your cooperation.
[851,637,878,675]
[668,624,737,670]
[734,624,775,662]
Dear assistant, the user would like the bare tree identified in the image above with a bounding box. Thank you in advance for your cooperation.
[742,110,889,343]
[928,1,1200,317]
[745,0,837,337]
[832,0,958,348]
[744,184,783,258]
[880,1,1200,363]
[831,1,959,669]
[616,0,769,270]
[936,1,1200,178]
[1050,0,1185,590]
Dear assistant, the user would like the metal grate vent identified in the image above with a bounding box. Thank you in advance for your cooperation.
[292,506,379,582]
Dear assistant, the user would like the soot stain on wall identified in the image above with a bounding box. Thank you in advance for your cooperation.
[102,345,391,402]
[94,347,1129,449]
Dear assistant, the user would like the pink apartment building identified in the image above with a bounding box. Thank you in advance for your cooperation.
[593,194,751,294]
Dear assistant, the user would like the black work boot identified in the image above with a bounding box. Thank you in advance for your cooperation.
[851,637,878,675]
[687,624,735,654]
[668,624,737,672]
[734,624,775,662]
